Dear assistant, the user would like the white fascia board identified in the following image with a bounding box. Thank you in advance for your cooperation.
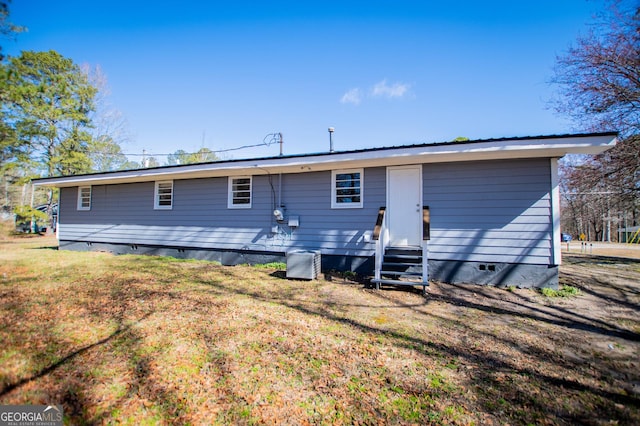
[33,134,617,187]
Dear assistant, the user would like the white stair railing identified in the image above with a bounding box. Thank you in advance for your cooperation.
[373,207,387,281]
[422,206,430,284]
[421,243,429,283]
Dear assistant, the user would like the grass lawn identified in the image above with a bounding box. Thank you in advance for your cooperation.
[1,233,639,425]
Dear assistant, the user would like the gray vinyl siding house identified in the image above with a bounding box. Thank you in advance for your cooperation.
[34,133,617,289]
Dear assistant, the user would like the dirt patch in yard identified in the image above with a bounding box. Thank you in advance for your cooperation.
[1,235,639,424]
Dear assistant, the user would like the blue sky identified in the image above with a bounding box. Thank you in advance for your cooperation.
[7,1,601,162]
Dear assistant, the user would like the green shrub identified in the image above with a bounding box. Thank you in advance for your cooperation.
[253,262,286,270]
[13,205,49,232]
[541,285,580,298]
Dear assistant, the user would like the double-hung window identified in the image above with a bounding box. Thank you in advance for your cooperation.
[228,176,252,208]
[332,169,363,208]
[154,181,173,210]
[77,186,91,210]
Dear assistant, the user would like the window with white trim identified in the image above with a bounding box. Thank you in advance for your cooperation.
[332,169,363,208]
[228,176,252,208]
[77,186,91,210]
[154,181,173,209]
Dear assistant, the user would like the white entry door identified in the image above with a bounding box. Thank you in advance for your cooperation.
[387,165,422,246]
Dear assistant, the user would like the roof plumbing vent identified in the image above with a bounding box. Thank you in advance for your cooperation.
[328,127,335,152]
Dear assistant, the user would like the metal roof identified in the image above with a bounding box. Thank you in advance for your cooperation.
[33,131,618,187]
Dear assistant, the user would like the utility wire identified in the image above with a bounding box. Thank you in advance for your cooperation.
[111,133,283,157]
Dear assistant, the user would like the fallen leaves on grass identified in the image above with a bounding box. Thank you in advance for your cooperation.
[0,237,639,425]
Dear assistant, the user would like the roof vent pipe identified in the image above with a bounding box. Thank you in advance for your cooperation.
[328,127,335,152]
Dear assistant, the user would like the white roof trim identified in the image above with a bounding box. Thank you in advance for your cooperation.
[33,133,617,187]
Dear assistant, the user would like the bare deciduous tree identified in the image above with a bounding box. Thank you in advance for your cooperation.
[551,1,640,137]
[81,64,134,171]
[554,1,640,241]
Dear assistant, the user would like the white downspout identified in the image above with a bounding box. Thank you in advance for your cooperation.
[550,158,562,265]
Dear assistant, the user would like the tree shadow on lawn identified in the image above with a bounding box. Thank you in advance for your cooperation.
[0,311,153,399]
[562,255,640,309]
[205,278,640,424]
[367,276,640,344]
[564,253,640,266]
[437,283,639,342]
[0,329,114,398]
[565,272,640,311]
[384,253,640,344]
[0,271,194,424]
[2,255,638,424]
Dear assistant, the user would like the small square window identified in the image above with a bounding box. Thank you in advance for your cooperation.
[155,181,173,210]
[228,176,252,208]
[332,169,363,208]
[77,186,91,210]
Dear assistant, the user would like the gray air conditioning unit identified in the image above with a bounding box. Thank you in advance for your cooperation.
[286,250,321,280]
